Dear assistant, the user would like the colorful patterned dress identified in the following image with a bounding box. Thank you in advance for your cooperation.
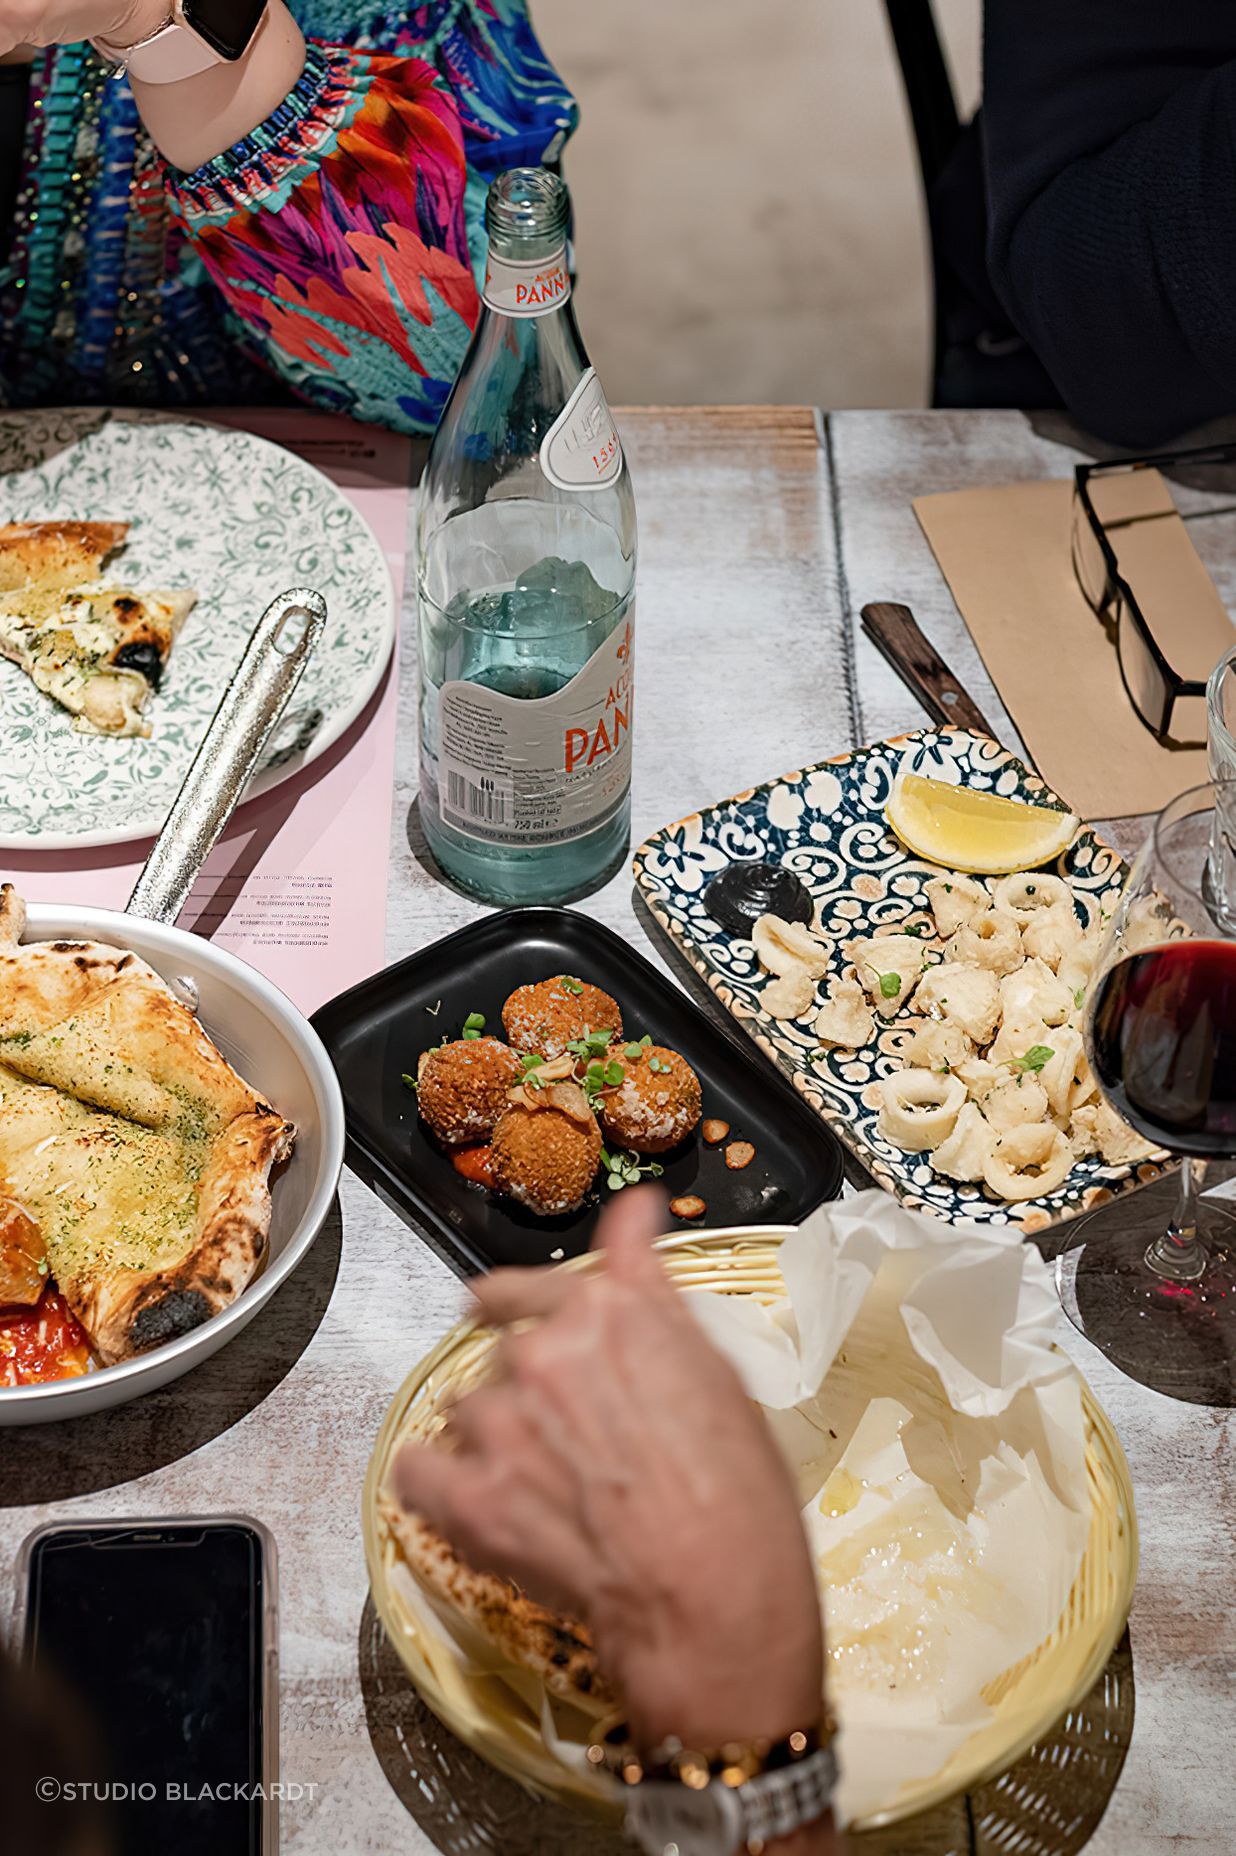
[0,3,576,432]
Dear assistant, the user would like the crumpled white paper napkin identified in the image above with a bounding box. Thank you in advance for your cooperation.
[686,1190,1091,1822]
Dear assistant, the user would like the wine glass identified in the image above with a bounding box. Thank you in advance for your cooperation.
[1055,781,1236,1403]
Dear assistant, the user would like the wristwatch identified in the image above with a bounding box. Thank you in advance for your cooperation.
[92,0,268,84]
[592,1722,838,1856]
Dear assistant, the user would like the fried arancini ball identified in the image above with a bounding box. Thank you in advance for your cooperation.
[490,1085,603,1216]
[598,1045,702,1154]
[501,975,623,1060]
[417,1037,521,1146]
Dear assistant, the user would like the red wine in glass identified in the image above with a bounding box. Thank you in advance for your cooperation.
[1090,940,1236,1157]
[1058,783,1236,1405]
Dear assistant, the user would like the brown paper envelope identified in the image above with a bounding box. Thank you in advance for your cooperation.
[913,475,1227,818]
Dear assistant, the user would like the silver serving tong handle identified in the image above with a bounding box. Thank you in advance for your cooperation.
[126,588,327,1002]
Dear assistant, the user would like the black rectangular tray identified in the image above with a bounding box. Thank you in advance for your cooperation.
[311,907,845,1276]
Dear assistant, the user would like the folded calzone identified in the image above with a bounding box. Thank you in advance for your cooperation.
[0,885,294,1365]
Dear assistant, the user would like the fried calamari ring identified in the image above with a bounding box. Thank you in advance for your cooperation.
[930,1101,995,1183]
[976,1073,1049,1133]
[924,872,988,938]
[761,970,818,1020]
[1039,1026,1087,1117]
[991,874,1071,921]
[983,1123,1072,1201]
[1021,905,1083,970]
[999,957,1073,1030]
[950,907,1024,976]
[902,1017,972,1072]
[752,913,831,980]
[877,1070,966,1152]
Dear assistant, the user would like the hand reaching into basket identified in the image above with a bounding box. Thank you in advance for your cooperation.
[393,1188,832,1840]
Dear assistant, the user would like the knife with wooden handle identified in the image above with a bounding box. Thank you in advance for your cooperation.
[860,601,996,737]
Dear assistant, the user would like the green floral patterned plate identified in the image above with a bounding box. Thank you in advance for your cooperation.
[0,409,394,848]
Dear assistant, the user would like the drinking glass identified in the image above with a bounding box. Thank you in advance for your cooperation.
[1208,639,1236,783]
[1055,781,1236,1403]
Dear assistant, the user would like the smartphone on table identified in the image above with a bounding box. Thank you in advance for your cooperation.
[17,1517,278,1855]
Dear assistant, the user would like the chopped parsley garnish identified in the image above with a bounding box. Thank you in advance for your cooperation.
[624,1035,653,1060]
[561,976,585,995]
[567,1027,614,1061]
[879,972,902,999]
[401,1072,418,1093]
[583,1057,626,1100]
[461,1012,486,1040]
[600,1148,665,1190]
[1074,987,1086,1009]
[1012,1044,1054,1074]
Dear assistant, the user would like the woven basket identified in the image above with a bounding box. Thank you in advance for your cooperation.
[362,1227,1138,1833]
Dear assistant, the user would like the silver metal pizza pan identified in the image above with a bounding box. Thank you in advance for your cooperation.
[1,590,347,1424]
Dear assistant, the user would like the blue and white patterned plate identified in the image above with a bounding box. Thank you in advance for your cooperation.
[634,728,1168,1231]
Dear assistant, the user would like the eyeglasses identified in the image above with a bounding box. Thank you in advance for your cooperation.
[1071,442,1236,742]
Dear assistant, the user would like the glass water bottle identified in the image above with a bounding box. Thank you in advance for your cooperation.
[416,168,637,904]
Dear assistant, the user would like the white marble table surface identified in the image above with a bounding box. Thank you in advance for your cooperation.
[4,407,1230,1856]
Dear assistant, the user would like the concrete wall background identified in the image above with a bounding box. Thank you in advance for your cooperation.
[533,0,981,409]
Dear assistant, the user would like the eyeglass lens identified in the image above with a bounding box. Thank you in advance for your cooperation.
[1071,491,1111,612]
[1115,592,1171,736]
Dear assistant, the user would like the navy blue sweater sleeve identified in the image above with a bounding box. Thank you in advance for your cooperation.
[982,3,1236,446]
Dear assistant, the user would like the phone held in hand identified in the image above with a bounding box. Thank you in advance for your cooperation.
[16,1517,278,1856]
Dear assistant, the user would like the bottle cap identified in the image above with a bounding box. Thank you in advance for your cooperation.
[485,168,570,260]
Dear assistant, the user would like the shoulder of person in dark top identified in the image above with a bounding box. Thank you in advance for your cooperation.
[977,2,1236,449]
[929,114,1063,415]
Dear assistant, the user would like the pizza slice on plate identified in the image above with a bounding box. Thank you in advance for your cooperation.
[0,519,127,594]
[0,886,294,1365]
[0,520,196,737]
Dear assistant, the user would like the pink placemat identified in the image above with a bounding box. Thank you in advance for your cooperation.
[1,408,409,1016]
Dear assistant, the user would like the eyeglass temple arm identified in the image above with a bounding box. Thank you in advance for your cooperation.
[1077,439,1236,485]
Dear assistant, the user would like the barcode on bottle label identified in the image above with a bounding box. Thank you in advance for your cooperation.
[444,767,513,828]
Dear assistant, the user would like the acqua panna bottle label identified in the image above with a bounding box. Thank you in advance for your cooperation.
[540,367,623,492]
[437,616,634,848]
[482,244,572,317]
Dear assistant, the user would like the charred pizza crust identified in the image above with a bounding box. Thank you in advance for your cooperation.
[378,1494,618,1715]
[0,520,196,737]
[0,886,293,1365]
[0,520,128,594]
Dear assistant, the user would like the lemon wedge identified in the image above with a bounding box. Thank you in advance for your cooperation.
[886,773,1079,873]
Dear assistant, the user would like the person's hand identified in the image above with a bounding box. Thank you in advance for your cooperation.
[0,0,169,56]
[393,1187,825,1752]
